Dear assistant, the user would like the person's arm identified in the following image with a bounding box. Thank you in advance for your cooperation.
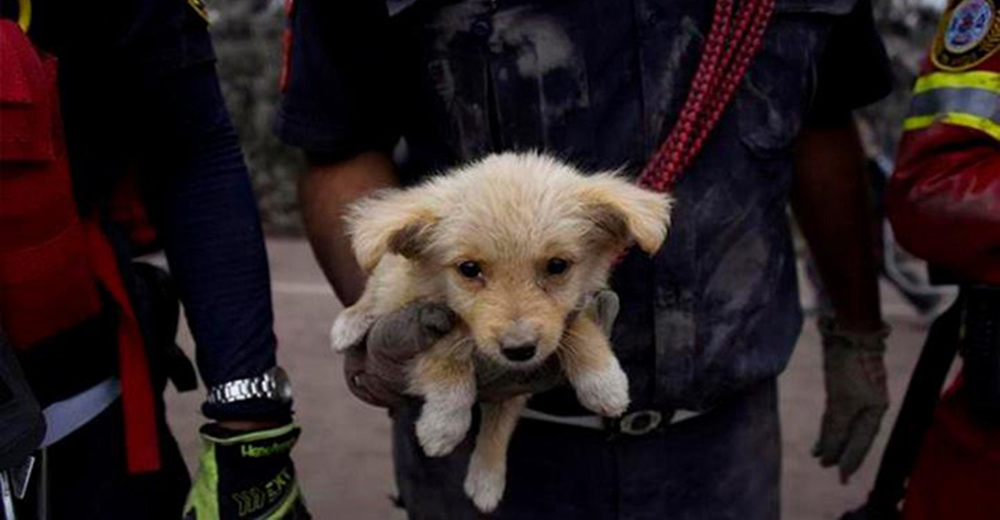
[274,0,403,305]
[792,0,889,332]
[300,152,398,306]
[138,62,286,428]
[887,69,1000,284]
[792,120,891,484]
[790,0,893,483]
[792,122,884,332]
[125,0,287,426]
[127,6,308,517]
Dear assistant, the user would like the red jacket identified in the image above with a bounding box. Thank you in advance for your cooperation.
[887,6,1000,284]
[890,3,1000,518]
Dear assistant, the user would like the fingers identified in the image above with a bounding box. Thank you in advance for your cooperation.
[592,290,620,337]
[813,406,853,467]
[344,346,411,408]
[343,302,457,408]
[837,406,887,483]
[477,356,564,402]
[417,303,456,338]
[813,404,887,482]
[367,302,457,360]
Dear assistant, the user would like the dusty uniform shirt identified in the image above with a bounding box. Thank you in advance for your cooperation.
[277,0,890,414]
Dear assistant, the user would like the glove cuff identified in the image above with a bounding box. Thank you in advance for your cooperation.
[199,422,300,445]
[186,422,306,519]
[818,316,890,353]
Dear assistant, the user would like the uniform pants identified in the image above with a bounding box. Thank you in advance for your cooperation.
[13,398,189,520]
[392,379,781,520]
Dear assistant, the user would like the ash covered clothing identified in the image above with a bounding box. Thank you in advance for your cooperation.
[277,0,890,517]
[3,0,285,421]
[278,0,890,413]
[888,0,1000,285]
[391,381,781,520]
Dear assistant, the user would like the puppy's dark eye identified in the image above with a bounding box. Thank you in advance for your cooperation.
[546,258,570,275]
[458,261,482,279]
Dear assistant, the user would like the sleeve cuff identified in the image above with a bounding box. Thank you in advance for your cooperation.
[201,397,293,423]
[273,105,399,160]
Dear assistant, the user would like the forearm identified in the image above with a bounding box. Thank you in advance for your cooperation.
[888,127,1000,283]
[140,64,283,420]
[792,121,883,332]
[299,151,398,306]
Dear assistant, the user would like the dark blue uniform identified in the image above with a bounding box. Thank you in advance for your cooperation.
[2,0,286,518]
[277,0,891,518]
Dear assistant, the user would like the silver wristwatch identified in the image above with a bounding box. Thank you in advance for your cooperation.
[206,366,293,406]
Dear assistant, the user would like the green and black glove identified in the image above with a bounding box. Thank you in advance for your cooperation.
[184,423,310,520]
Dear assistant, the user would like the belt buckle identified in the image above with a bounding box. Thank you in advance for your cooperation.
[617,410,664,436]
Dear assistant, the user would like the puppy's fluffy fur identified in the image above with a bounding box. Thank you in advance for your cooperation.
[332,152,672,511]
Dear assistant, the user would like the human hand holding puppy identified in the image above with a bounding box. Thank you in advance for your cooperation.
[331,153,671,511]
[344,291,621,408]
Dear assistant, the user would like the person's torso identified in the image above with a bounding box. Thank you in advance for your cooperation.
[4,0,215,215]
[0,0,211,404]
[386,0,858,411]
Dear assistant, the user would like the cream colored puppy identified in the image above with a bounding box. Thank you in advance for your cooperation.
[331,152,672,511]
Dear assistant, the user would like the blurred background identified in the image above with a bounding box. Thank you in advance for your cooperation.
[163,1,958,519]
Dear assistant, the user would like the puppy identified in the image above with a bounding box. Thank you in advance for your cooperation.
[331,152,672,511]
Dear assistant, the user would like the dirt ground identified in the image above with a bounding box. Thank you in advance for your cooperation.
[165,238,944,520]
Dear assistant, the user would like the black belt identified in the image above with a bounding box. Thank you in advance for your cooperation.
[521,407,705,436]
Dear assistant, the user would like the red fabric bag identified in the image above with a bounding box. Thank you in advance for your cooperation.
[0,19,102,348]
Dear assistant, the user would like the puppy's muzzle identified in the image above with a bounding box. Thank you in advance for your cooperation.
[501,344,537,362]
[499,321,540,362]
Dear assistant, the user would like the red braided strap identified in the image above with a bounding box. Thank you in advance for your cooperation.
[638,0,777,193]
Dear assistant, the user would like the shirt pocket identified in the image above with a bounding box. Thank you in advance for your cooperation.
[736,0,858,156]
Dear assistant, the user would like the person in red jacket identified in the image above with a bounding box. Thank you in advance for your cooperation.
[889,0,1000,284]
[887,1,1000,519]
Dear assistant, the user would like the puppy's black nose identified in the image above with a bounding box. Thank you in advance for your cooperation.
[501,344,537,362]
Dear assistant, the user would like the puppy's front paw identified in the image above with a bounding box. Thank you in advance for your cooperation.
[330,310,375,352]
[573,362,630,417]
[415,406,472,457]
[464,456,506,512]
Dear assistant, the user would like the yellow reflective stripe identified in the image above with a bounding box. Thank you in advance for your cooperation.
[264,485,302,520]
[914,71,1000,94]
[903,115,937,131]
[201,422,298,445]
[17,0,32,32]
[904,112,1000,141]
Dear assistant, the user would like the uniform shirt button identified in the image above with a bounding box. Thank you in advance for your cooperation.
[471,19,492,37]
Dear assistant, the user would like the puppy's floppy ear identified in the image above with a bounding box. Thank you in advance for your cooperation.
[578,173,673,254]
[346,189,438,271]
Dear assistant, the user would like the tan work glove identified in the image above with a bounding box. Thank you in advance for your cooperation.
[813,316,890,483]
[343,290,621,407]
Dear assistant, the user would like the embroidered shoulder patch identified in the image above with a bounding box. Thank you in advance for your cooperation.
[934,0,1000,71]
[186,0,210,23]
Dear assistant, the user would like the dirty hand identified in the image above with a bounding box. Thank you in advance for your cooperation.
[813,316,890,483]
[475,289,621,402]
[344,302,457,408]
[344,291,621,407]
